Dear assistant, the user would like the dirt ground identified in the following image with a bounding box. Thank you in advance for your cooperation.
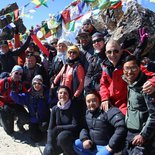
[0,124,46,155]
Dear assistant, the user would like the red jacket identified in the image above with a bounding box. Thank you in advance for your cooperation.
[54,62,85,97]
[100,65,127,115]
[100,62,155,115]
[0,77,27,107]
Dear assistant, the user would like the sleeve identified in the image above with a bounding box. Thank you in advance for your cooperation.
[74,65,85,97]
[10,91,28,105]
[46,106,57,144]
[11,35,31,56]
[140,93,155,140]
[107,107,127,151]
[148,75,155,87]
[80,129,90,142]
[99,70,110,101]
[84,63,94,91]
[57,107,79,131]
[53,65,64,85]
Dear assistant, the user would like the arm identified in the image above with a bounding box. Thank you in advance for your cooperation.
[142,76,155,94]
[84,63,94,91]
[10,91,27,105]
[53,65,65,87]
[140,93,155,140]
[74,65,85,97]
[12,34,31,56]
[107,107,127,152]
[100,71,111,111]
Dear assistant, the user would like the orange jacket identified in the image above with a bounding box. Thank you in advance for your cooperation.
[54,63,85,97]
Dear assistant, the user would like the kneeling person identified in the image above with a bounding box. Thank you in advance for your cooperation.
[74,90,126,155]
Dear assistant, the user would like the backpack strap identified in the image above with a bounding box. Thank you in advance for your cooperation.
[0,78,9,96]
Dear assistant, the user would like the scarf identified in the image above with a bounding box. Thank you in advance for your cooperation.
[57,99,71,110]
[30,87,44,99]
[56,52,67,64]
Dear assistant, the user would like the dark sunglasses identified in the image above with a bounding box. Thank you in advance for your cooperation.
[106,49,120,55]
[92,38,103,44]
[14,72,23,76]
[33,82,42,86]
[51,42,57,45]
[68,51,77,55]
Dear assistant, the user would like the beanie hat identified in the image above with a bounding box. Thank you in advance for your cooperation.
[57,39,68,47]
[67,45,80,57]
[83,19,92,25]
[77,28,90,37]
[32,75,43,84]
[92,32,105,41]
[11,65,23,74]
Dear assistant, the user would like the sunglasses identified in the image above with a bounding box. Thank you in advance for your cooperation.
[14,72,23,76]
[68,51,77,55]
[33,82,42,86]
[106,49,120,55]
[124,66,138,72]
[51,42,57,45]
[78,35,89,40]
[92,38,103,44]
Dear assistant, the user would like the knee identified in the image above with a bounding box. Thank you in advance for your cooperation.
[57,131,72,146]
[74,139,83,148]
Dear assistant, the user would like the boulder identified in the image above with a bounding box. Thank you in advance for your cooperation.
[91,1,155,56]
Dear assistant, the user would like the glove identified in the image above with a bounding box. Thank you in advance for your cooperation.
[139,27,148,44]
[43,144,53,155]
[133,27,148,56]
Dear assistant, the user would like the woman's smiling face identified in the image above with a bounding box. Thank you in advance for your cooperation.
[57,88,69,105]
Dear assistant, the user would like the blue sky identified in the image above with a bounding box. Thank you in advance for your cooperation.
[0,0,155,30]
[0,0,73,29]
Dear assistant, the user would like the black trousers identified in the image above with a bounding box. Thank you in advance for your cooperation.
[123,130,155,155]
[43,130,77,155]
[0,103,29,135]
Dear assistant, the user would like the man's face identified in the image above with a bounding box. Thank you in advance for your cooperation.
[11,71,23,82]
[92,38,105,51]
[82,23,92,31]
[25,56,36,68]
[123,60,140,84]
[0,44,9,53]
[57,43,67,53]
[78,34,91,47]
[105,43,122,66]
[86,94,100,112]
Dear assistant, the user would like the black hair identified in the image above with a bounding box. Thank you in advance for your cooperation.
[57,85,72,99]
[124,55,141,67]
[85,89,101,103]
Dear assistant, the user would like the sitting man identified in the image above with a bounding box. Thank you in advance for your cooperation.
[74,90,126,155]
[122,55,155,155]
[0,65,29,135]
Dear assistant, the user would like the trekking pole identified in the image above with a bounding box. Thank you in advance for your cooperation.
[35,143,43,155]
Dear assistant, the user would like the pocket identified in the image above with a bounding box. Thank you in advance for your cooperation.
[126,109,142,130]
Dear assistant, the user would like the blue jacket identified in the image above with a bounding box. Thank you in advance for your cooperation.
[10,90,51,123]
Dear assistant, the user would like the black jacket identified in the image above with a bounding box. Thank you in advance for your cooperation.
[80,107,126,152]
[0,35,31,73]
[84,51,106,91]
